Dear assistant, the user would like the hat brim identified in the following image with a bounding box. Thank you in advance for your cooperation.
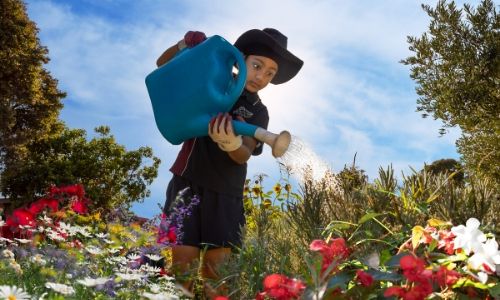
[234,29,303,84]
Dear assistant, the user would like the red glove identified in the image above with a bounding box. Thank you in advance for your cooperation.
[184,31,207,48]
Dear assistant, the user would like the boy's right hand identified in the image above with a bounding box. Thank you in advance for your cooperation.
[184,31,207,48]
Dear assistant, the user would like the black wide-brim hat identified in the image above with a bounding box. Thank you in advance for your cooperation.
[234,28,304,85]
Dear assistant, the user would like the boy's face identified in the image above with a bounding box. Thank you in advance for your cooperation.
[244,55,278,93]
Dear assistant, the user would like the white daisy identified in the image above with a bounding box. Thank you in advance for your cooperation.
[146,254,163,261]
[2,249,14,259]
[0,285,31,299]
[95,232,109,239]
[85,246,104,255]
[116,273,144,281]
[126,253,141,261]
[14,238,31,244]
[77,277,110,287]
[142,292,179,300]
[30,254,47,266]
[45,282,75,295]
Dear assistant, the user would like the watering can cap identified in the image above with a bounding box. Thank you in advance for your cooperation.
[234,28,304,85]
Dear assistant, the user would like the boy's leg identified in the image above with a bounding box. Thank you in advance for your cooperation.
[171,245,200,291]
[202,247,232,297]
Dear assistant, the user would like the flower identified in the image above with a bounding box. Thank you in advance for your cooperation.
[0,285,31,299]
[468,238,500,273]
[309,238,349,274]
[451,218,486,255]
[142,292,179,300]
[77,277,110,287]
[355,270,374,287]
[45,282,75,295]
[434,266,460,288]
[256,273,306,300]
[399,255,427,282]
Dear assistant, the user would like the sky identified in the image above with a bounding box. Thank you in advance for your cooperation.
[24,0,472,218]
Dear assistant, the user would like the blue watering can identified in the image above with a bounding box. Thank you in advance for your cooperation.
[145,35,290,157]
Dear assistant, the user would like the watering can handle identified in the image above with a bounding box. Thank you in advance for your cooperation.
[226,45,247,101]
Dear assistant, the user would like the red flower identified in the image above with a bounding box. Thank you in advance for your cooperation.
[6,208,36,228]
[28,198,59,215]
[71,198,89,214]
[384,286,405,298]
[256,274,306,300]
[356,270,374,287]
[434,266,460,288]
[437,230,456,255]
[49,184,85,199]
[309,238,349,274]
[400,255,427,282]
[214,297,229,300]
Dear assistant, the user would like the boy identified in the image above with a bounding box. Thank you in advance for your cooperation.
[157,28,303,295]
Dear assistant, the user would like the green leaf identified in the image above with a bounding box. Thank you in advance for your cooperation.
[358,212,384,224]
[489,282,500,297]
[326,270,353,290]
[366,269,404,282]
[384,252,411,268]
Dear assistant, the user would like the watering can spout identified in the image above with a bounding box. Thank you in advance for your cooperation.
[232,121,291,158]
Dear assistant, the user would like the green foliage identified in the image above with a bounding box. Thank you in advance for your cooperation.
[0,126,160,212]
[401,0,500,186]
[0,0,65,165]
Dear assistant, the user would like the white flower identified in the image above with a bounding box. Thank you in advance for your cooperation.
[0,237,13,244]
[47,231,65,241]
[40,214,53,224]
[30,254,47,266]
[85,246,104,255]
[451,218,486,255]
[468,238,500,272]
[146,254,163,261]
[0,285,31,299]
[103,238,115,244]
[127,253,141,261]
[142,292,179,300]
[477,271,488,284]
[108,248,120,254]
[14,238,31,244]
[2,249,15,259]
[95,232,109,239]
[77,277,110,287]
[116,272,144,281]
[45,282,75,295]
[0,219,5,227]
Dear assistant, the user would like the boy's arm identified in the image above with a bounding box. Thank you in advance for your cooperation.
[156,40,185,67]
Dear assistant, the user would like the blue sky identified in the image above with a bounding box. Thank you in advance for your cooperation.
[24,0,471,218]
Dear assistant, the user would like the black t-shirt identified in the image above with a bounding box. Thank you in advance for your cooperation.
[170,90,269,197]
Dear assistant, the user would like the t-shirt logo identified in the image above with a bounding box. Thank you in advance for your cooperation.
[233,106,253,119]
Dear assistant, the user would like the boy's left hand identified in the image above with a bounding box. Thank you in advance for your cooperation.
[208,113,242,152]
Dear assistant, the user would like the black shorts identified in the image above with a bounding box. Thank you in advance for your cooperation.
[164,175,245,249]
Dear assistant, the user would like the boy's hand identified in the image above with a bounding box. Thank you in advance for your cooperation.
[208,113,242,152]
[184,31,207,48]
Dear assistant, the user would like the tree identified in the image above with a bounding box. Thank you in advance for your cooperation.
[0,126,161,211]
[401,0,499,186]
[1,0,161,213]
[0,0,65,167]
[424,158,464,183]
